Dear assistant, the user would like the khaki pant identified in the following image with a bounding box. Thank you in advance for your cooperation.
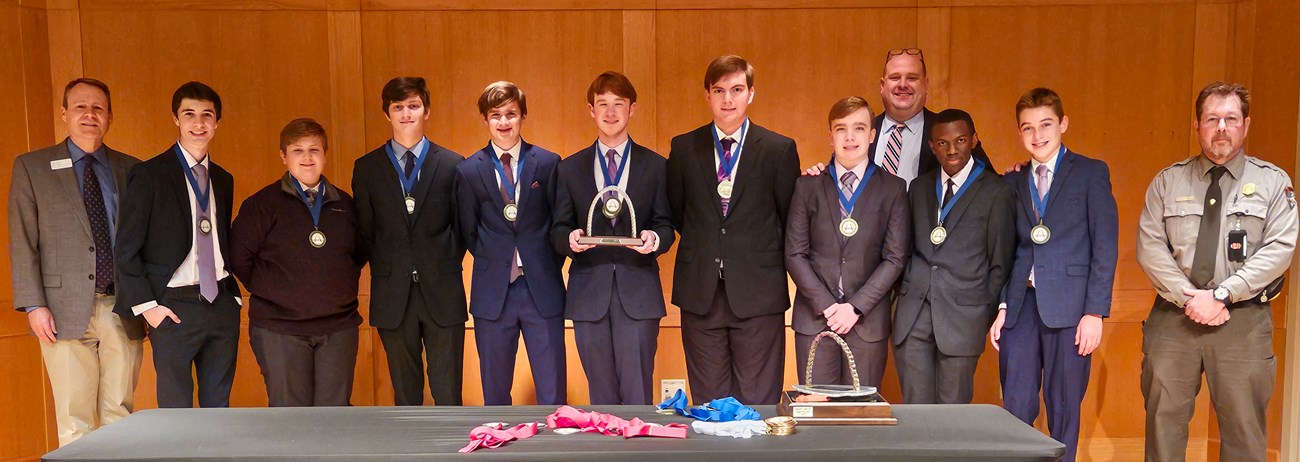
[39,295,143,446]
[1141,297,1274,462]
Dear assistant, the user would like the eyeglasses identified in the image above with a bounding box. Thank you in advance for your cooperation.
[1201,115,1244,128]
[885,48,924,62]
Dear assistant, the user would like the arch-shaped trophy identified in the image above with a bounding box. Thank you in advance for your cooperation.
[575,185,645,246]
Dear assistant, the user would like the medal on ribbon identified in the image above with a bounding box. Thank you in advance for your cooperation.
[932,159,987,246]
[384,138,430,215]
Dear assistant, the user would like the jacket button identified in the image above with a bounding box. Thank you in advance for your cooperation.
[715,258,721,263]
[841,258,847,264]
[89,246,95,252]
[721,228,727,235]
[88,274,95,280]
[931,265,938,271]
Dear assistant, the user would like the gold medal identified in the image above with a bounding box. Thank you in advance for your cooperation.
[1030,223,1051,245]
[839,218,859,237]
[717,180,734,199]
[504,203,519,222]
[198,218,213,235]
[602,197,621,219]
[309,229,327,248]
[404,196,416,215]
[930,225,947,245]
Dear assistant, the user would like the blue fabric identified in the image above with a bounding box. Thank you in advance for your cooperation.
[655,389,761,422]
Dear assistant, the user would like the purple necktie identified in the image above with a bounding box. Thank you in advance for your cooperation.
[1035,164,1050,201]
[718,138,735,215]
[192,163,218,303]
[605,149,619,227]
[501,153,522,283]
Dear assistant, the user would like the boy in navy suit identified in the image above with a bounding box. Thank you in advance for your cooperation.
[990,88,1118,462]
[455,81,566,405]
[552,72,674,405]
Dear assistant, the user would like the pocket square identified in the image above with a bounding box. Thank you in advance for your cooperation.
[531,181,541,189]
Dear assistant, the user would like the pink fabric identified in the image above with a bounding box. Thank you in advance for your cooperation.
[459,422,539,453]
[546,405,688,439]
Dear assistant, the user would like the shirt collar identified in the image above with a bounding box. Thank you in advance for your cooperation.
[491,140,521,161]
[1030,151,1061,175]
[713,118,750,142]
[1196,150,1246,181]
[940,156,976,188]
[883,111,925,134]
[175,143,209,170]
[597,138,630,159]
[833,158,870,184]
[389,137,428,157]
[67,138,108,166]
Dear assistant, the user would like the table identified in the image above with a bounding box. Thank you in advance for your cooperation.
[44,404,1065,461]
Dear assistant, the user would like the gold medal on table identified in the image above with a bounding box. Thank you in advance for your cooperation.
[1030,222,1051,245]
[717,179,734,199]
[504,203,519,222]
[602,196,622,219]
[404,196,416,215]
[839,218,859,237]
[930,225,947,245]
[198,218,213,235]
[309,229,327,248]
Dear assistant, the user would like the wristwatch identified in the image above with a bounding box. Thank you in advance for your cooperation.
[1213,286,1231,305]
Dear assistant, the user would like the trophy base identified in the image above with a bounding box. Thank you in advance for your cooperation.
[776,390,898,425]
[576,236,644,246]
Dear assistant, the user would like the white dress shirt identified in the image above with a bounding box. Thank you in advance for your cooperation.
[712,119,750,179]
[873,111,925,186]
[937,155,976,222]
[132,144,233,315]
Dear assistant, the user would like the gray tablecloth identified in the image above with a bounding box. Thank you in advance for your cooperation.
[44,404,1064,461]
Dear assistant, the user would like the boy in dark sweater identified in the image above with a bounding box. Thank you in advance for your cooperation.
[230,118,364,406]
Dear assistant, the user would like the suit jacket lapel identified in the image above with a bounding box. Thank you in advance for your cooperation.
[516,142,539,209]
[1043,151,1074,215]
[819,171,846,253]
[54,141,93,238]
[476,145,506,213]
[694,128,726,219]
[941,169,988,230]
[411,145,441,218]
[1015,168,1036,222]
[163,149,194,237]
[728,125,763,212]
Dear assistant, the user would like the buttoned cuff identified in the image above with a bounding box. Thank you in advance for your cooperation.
[998,303,1008,310]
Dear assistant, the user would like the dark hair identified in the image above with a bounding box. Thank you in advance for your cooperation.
[62,78,112,113]
[478,81,528,117]
[704,55,754,90]
[381,77,430,115]
[930,108,977,139]
[171,81,222,120]
[1016,87,1065,122]
[1196,82,1250,119]
[279,118,328,151]
[828,96,874,128]
[587,71,637,104]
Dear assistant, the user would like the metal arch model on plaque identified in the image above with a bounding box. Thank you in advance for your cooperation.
[575,185,644,246]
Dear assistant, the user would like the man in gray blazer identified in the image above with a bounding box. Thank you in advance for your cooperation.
[893,109,1015,404]
[787,97,909,388]
[8,78,143,446]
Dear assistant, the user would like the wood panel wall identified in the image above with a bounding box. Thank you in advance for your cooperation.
[1,0,1297,460]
